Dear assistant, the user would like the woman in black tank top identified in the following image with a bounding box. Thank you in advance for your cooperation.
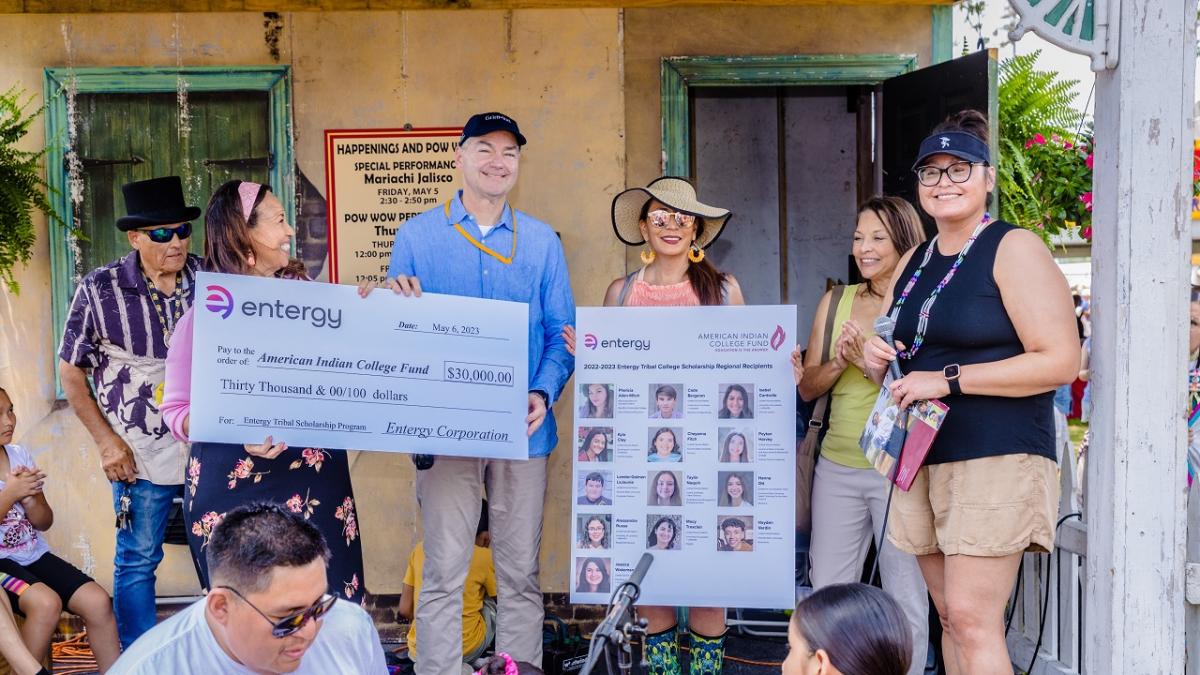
[863,111,1079,675]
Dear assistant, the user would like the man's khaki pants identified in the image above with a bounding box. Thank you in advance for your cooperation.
[414,455,548,675]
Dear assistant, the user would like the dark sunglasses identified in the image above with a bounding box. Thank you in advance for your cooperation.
[139,222,192,243]
[217,586,337,638]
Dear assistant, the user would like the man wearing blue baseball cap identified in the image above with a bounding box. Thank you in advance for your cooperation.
[384,113,574,675]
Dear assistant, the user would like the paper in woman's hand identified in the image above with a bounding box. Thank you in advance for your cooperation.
[859,375,949,490]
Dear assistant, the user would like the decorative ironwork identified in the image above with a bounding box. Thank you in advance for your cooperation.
[1008,0,1119,71]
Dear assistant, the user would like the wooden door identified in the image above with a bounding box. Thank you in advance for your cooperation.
[881,49,998,235]
[74,91,271,275]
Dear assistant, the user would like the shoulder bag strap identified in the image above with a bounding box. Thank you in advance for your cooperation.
[807,284,847,439]
[615,269,639,307]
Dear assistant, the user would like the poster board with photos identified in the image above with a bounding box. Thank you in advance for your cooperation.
[570,305,797,608]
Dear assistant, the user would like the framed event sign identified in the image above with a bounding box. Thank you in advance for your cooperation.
[569,305,797,609]
[324,127,461,284]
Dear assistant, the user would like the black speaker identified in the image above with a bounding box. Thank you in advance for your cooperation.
[542,615,588,675]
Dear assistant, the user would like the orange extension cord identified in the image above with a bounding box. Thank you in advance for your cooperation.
[50,631,99,675]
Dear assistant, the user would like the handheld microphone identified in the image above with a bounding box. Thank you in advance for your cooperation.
[873,315,905,382]
[594,553,654,643]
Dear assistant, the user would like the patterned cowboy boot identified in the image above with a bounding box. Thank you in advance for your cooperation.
[687,630,726,675]
[644,625,681,675]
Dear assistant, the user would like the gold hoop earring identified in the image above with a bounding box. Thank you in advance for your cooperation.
[640,248,656,265]
[687,243,705,264]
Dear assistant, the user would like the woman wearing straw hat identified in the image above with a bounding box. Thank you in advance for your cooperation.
[565,176,741,675]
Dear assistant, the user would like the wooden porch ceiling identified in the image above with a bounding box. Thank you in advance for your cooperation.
[1,0,953,13]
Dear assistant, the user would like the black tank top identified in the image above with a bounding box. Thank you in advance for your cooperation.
[891,220,1054,464]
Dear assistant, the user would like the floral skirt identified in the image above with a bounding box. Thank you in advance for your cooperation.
[184,442,366,603]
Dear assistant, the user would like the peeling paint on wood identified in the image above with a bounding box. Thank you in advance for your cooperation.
[1085,0,1196,672]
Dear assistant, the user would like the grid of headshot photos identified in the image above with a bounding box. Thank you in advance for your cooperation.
[571,380,761,584]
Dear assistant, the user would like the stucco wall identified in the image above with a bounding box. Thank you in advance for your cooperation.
[0,8,626,596]
[0,5,932,597]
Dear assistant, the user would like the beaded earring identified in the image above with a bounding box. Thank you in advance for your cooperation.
[687,242,705,264]
[640,248,656,265]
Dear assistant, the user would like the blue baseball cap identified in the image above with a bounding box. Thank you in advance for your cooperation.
[911,131,990,170]
[460,112,527,147]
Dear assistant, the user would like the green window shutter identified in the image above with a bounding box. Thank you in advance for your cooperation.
[43,66,293,397]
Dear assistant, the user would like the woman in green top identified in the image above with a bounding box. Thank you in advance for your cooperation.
[797,196,929,675]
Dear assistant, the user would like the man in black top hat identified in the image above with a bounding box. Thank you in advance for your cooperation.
[58,176,203,648]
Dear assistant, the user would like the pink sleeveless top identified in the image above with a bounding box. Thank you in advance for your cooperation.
[621,268,701,307]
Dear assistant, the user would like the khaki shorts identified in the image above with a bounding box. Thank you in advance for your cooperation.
[887,453,1059,557]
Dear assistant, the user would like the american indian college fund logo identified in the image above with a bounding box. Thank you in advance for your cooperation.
[205,284,235,319]
[770,325,787,351]
[702,325,788,353]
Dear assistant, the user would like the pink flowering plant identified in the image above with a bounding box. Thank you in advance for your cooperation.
[1003,131,1094,241]
[1193,142,1200,215]
[997,51,1093,243]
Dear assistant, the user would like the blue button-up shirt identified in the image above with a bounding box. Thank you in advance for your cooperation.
[387,191,575,458]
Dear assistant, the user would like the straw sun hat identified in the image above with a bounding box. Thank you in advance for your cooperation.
[611,177,732,250]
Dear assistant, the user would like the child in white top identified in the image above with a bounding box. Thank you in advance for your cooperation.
[0,387,121,671]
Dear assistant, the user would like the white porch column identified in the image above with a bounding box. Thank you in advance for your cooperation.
[1087,1,1196,673]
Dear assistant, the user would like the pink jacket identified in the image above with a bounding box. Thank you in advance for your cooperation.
[161,308,195,443]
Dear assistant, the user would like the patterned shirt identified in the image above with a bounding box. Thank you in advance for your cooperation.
[58,251,200,485]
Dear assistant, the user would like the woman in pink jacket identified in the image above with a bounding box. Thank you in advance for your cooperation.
[161,180,365,603]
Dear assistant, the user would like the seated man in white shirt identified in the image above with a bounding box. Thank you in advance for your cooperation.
[110,502,388,675]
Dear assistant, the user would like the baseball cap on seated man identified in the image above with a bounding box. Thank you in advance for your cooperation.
[460,112,527,147]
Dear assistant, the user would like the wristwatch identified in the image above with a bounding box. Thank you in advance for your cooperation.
[943,364,962,396]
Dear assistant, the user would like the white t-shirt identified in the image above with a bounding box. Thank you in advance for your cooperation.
[0,445,51,566]
[109,596,388,675]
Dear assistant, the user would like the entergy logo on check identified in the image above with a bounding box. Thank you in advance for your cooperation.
[205,285,235,319]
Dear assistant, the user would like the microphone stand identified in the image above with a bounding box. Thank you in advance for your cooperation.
[607,608,649,675]
[580,582,649,675]
[580,554,654,675]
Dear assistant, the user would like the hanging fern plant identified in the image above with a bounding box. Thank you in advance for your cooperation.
[997,50,1093,244]
[0,86,62,293]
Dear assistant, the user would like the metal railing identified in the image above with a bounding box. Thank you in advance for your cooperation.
[1005,450,1085,675]
[1007,442,1200,674]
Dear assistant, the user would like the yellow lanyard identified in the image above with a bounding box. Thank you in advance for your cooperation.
[445,201,517,265]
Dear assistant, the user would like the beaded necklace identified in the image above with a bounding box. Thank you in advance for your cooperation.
[144,271,185,345]
[888,213,991,360]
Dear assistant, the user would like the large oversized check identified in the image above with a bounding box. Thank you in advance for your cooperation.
[569,305,797,609]
[189,271,530,458]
